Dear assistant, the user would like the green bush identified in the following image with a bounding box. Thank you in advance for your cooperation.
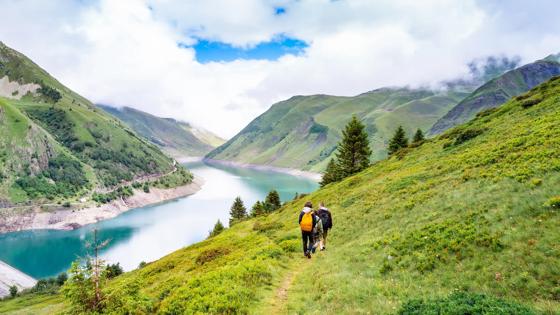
[279,239,300,253]
[195,248,231,265]
[545,196,560,209]
[398,291,537,315]
[454,128,486,146]
[520,97,543,108]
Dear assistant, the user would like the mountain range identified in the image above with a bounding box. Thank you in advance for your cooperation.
[97,105,224,159]
[430,55,560,135]
[206,57,525,172]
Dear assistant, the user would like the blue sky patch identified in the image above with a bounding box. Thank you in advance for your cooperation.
[183,35,308,63]
[274,7,286,15]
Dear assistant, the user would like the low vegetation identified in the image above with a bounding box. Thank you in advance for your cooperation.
[4,77,559,314]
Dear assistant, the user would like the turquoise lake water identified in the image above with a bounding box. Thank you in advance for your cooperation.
[0,162,318,279]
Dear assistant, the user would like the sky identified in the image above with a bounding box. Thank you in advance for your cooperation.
[0,0,559,138]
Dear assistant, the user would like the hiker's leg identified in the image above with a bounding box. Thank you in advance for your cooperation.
[323,229,328,247]
[307,232,314,253]
[301,231,308,254]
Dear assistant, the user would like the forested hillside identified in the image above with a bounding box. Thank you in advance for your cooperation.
[0,42,185,207]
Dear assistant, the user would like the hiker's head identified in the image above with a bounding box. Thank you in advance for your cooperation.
[320,202,325,208]
[304,201,313,208]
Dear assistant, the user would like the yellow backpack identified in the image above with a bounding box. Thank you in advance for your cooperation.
[300,212,313,232]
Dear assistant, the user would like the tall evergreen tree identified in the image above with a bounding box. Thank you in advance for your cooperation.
[388,126,409,155]
[320,158,340,187]
[229,196,247,225]
[209,220,225,237]
[412,128,425,143]
[264,190,281,212]
[251,201,266,217]
[335,116,372,178]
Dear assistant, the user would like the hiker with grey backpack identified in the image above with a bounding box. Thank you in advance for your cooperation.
[315,202,332,251]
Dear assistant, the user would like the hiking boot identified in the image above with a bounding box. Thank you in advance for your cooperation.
[307,252,312,259]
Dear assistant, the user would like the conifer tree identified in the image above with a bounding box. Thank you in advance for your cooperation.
[320,158,340,187]
[229,196,247,225]
[264,190,281,212]
[335,116,372,178]
[412,128,425,143]
[251,201,266,217]
[388,126,409,155]
[209,220,225,237]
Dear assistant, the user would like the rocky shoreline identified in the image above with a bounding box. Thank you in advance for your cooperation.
[202,158,322,182]
[0,176,204,234]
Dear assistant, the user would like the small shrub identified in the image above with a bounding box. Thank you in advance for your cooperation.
[106,263,124,278]
[279,239,300,253]
[253,221,277,232]
[476,107,499,118]
[63,201,71,208]
[454,128,485,146]
[195,248,231,265]
[515,93,531,101]
[545,196,560,209]
[520,97,543,108]
[398,291,537,315]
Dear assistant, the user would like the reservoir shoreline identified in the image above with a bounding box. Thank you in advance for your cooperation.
[0,176,204,234]
[202,158,322,182]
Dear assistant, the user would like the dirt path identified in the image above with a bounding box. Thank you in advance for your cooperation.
[266,257,310,314]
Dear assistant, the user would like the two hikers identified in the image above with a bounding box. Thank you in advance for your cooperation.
[299,201,333,258]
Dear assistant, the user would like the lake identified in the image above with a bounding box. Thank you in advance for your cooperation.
[0,162,319,279]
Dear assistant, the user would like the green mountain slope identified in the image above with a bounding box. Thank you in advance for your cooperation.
[207,88,469,172]
[0,42,180,206]
[5,76,559,314]
[429,56,560,135]
[97,105,224,158]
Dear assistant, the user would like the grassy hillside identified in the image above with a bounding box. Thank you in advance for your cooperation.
[97,105,224,158]
[429,57,560,135]
[207,88,469,172]
[0,42,183,206]
[5,76,559,314]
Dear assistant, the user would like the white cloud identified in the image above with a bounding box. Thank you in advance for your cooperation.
[0,0,559,138]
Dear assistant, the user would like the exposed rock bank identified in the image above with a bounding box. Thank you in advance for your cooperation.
[0,176,204,234]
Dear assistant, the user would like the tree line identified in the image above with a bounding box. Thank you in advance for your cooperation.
[321,116,425,186]
[209,189,282,238]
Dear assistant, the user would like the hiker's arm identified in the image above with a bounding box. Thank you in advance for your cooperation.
[328,212,333,228]
[298,212,303,224]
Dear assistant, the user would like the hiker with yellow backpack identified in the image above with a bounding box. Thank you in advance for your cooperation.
[299,201,317,258]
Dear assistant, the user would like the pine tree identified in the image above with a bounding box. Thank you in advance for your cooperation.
[9,285,17,298]
[264,190,281,212]
[320,158,340,187]
[229,196,247,225]
[251,201,266,217]
[388,126,409,155]
[412,128,425,143]
[335,116,372,178]
[209,220,225,237]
